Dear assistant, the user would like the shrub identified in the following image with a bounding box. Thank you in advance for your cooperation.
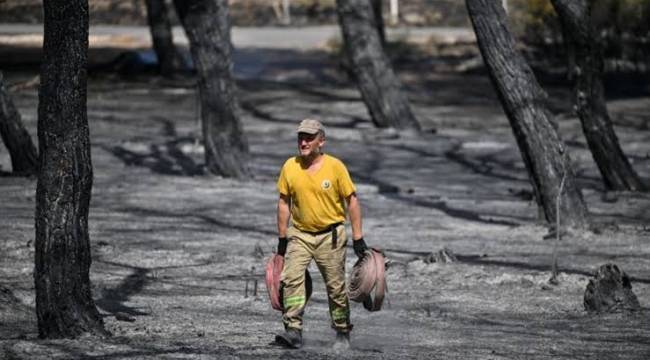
[511,0,650,72]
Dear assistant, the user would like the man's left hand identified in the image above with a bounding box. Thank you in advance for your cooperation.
[353,237,368,259]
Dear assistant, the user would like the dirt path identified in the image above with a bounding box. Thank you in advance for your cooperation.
[0,24,474,49]
[1,32,650,359]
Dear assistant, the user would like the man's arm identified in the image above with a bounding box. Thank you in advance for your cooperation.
[277,193,291,238]
[347,192,368,258]
[346,192,363,240]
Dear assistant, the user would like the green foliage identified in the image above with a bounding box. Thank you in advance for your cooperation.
[511,0,650,39]
[591,0,650,35]
[516,0,556,30]
[509,0,559,44]
[511,0,650,71]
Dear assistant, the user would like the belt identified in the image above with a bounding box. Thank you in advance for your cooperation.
[296,222,343,248]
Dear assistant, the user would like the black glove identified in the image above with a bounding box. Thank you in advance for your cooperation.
[353,237,368,259]
[277,237,288,256]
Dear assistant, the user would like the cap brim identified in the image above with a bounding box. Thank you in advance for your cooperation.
[296,127,320,134]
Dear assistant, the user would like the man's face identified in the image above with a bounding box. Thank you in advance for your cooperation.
[297,132,324,157]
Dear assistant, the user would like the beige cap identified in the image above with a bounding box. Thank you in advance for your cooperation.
[296,118,324,135]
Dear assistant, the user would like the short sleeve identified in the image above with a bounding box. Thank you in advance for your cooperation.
[277,161,290,196]
[336,161,356,198]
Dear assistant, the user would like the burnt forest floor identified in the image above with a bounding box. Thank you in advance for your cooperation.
[1,27,650,359]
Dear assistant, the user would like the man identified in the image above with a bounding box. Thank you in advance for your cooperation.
[274,118,369,350]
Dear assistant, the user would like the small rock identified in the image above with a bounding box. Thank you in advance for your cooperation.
[377,184,399,194]
[115,312,136,322]
[547,276,560,286]
[520,278,535,288]
[601,192,619,203]
[423,248,457,264]
[508,188,533,201]
[543,227,569,240]
[584,263,640,313]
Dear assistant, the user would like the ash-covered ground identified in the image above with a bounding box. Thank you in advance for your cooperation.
[1,27,650,359]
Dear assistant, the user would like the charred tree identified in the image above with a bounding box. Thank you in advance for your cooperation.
[465,0,588,229]
[145,0,185,76]
[550,0,646,191]
[173,0,250,178]
[0,72,38,175]
[35,0,107,338]
[336,0,420,130]
[584,263,640,313]
[370,0,386,47]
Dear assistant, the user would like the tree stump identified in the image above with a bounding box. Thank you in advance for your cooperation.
[584,263,640,313]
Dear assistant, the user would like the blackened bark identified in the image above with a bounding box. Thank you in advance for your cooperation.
[370,0,386,47]
[551,0,646,191]
[0,72,38,175]
[584,263,640,313]
[145,0,184,76]
[465,0,588,229]
[174,0,250,178]
[35,0,107,338]
[336,0,420,130]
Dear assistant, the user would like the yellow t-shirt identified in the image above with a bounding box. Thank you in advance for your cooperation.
[277,154,356,232]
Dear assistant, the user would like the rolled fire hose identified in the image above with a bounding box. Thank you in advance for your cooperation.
[265,253,312,311]
[348,248,386,312]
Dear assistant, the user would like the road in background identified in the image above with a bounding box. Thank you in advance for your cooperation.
[0,24,474,50]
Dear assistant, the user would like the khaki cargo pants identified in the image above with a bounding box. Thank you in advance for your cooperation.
[281,224,352,333]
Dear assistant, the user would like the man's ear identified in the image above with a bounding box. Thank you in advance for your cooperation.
[316,134,325,146]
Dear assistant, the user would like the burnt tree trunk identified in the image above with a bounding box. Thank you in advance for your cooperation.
[465,0,588,229]
[336,0,420,130]
[0,72,38,175]
[370,0,386,47]
[35,0,107,338]
[551,0,646,191]
[584,263,640,313]
[145,0,185,76]
[173,0,250,178]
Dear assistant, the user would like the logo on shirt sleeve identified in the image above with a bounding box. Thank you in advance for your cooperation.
[321,179,332,190]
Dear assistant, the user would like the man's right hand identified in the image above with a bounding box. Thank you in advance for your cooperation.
[277,237,288,256]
